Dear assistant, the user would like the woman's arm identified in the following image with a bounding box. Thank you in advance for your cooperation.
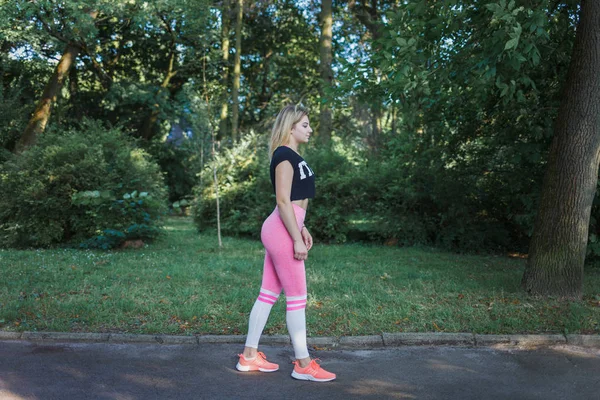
[275,161,308,260]
[301,226,313,251]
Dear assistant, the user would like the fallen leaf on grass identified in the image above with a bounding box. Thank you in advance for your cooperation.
[508,252,528,259]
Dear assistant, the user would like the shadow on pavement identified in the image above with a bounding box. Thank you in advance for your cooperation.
[1,341,599,399]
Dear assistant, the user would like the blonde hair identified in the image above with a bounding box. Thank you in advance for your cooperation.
[269,104,309,159]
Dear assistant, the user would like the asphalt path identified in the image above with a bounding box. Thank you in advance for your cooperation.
[1,340,599,400]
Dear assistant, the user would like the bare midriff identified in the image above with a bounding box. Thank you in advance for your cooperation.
[292,199,309,210]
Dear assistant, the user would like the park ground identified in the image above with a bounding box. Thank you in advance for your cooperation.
[1,216,599,337]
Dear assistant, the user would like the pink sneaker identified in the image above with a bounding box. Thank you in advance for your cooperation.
[236,352,279,372]
[291,359,336,382]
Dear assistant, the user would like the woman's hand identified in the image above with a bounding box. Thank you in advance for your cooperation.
[301,226,313,251]
[294,239,308,260]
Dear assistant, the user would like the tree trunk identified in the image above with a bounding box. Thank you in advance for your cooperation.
[231,0,243,141]
[370,105,382,151]
[349,0,382,152]
[68,61,80,118]
[219,0,231,140]
[257,49,273,122]
[213,156,223,248]
[318,0,333,144]
[202,45,222,248]
[521,0,600,300]
[69,61,78,98]
[16,42,80,152]
[391,105,397,136]
[140,26,178,141]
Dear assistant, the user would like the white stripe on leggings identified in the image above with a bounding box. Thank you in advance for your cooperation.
[286,294,307,301]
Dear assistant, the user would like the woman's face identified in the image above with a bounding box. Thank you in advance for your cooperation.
[290,115,312,145]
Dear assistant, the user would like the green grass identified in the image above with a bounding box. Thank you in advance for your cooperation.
[1,217,599,336]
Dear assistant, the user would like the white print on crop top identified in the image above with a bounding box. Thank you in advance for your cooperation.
[298,161,314,180]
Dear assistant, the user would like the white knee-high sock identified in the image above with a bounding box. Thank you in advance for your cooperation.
[245,289,279,348]
[286,295,309,359]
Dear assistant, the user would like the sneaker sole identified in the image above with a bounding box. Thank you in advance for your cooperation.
[236,362,278,373]
[291,370,336,382]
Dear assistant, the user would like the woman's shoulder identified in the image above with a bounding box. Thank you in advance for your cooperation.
[273,145,292,154]
[272,146,299,160]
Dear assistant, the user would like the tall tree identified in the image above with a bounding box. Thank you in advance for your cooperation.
[140,12,179,140]
[522,0,600,299]
[15,8,98,152]
[240,1,320,126]
[349,0,386,151]
[219,0,231,139]
[231,0,243,141]
[318,0,333,143]
[15,42,81,152]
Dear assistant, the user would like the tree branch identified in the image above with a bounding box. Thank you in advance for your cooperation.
[36,13,70,44]
[349,0,380,39]
[78,40,113,89]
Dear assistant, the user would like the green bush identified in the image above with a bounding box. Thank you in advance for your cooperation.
[0,57,31,152]
[0,120,168,248]
[354,135,526,252]
[193,134,273,238]
[193,135,357,243]
[300,146,358,243]
[190,131,600,260]
[149,139,201,204]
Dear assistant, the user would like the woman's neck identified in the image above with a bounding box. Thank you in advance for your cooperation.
[285,141,299,153]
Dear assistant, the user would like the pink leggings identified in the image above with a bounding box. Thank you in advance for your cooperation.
[258,204,307,305]
[245,204,309,359]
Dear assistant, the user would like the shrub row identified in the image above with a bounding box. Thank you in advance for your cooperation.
[191,135,600,263]
[0,121,167,249]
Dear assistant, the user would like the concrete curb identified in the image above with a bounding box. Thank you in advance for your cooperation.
[0,331,23,340]
[473,334,511,346]
[566,334,600,348]
[1,331,598,349]
[195,335,245,344]
[339,335,383,348]
[507,334,567,346]
[384,332,474,346]
[307,336,337,348]
[21,332,111,342]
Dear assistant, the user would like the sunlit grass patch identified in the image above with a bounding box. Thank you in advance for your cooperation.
[1,217,599,336]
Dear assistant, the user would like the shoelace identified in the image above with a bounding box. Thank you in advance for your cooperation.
[238,352,268,364]
[293,358,322,371]
[256,352,268,363]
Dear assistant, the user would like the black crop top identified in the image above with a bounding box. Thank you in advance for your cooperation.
[270,146,315,200]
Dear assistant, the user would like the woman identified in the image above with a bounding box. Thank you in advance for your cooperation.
[235,104,336,382]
